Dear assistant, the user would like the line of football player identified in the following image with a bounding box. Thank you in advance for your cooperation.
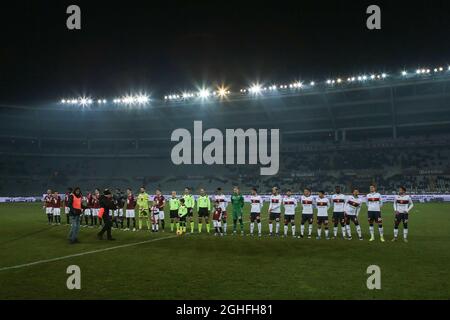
[42,184,414,242]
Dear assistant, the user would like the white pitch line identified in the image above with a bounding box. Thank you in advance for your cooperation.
[0,217,269,272]
[0,235,177,272]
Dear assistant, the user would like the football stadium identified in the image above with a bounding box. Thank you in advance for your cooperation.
[1,0,450,305]
[1,66,450,300]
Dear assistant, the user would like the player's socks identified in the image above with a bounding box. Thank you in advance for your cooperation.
[300,224,305,236]
[146,220,150,230]
[66,215,69,224]
[403,228,408,240]
[223,222,227,233]
[198,223,203,233]
[325,228,329,238]
[341,226,346,238]
[333,227,338,237]
[356,225,362,238]
[346,224,351,237]
[239,218,244,232]
[250,222,255,234]
[138,220,142,230]
[394,227,399,238]
[161,219,165,230]
[257,222,261,235]
[126,218,130,229]
[291,225,296,236]
[269,223,273,234]
[308,224,313,236]
[171,222,175,232]
[190,221,195,233]
[284,225,288,236]
[176,222,180,231]
[206,223,211,233]
[378,225,384,236]
[275,222,280,234]
[317,228,322,237]
[233,219,237,232]
[369,225,374,238]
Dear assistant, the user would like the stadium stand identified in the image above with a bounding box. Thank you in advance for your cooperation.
[1,74,450,195]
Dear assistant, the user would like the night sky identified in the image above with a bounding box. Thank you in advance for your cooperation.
[1,0,449,105]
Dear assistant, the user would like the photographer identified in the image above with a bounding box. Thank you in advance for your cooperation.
[97,189,117,240]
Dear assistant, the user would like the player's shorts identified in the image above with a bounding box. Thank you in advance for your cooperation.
[332,211,345,221]
[301,213,313,223]
[395,212,409,223]
[138,209,149,218]
[178,215,187,222]
[317,216,329,224]
[198,207,209,218]
[368,210,382,222]
[187,207,194,217]
[158,209,165,220]
[250,212,260,222]
[84,208,92,216]
[53,208,61,216]
[284,214,295,223]
[232,211,243,220]
[126,209,135,218]
[91,208,99,217]
[64,207,70,214]
[170,210,178,219]
[345,214,358,223]
[269,212,281,220]
[45,207,53,215]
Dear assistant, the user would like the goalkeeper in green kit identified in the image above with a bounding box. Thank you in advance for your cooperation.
[231,186,245,235]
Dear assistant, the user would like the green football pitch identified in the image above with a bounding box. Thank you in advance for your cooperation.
[0,202,449,300]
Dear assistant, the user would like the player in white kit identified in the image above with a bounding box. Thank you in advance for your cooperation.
[283,189,297,237]
[331,186,347,239]
[344,188,363,240]
[268,187,282,236]
[299,188,314,238]
[315,191,330,240]
[249,187,263,237]
[392,186,414,242]
[366,184,385,242]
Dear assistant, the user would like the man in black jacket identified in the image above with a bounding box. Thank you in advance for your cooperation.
[97,189,117,240]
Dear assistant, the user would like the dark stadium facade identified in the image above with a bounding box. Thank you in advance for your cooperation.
[1,72,450,196]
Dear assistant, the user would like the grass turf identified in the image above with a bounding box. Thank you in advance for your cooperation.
[0,202,449,299]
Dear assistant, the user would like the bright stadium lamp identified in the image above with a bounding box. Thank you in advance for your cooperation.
[198,89,210,98]
[217,87,229,97]
[249,84,262,94]
[310,81,315,86]
[61,99,66,104]
[402,70,407,76]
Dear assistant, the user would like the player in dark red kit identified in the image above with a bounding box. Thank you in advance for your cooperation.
[91,189,101,227]
[125,188,137,231]
[43,189,54,225]
[64,187,72,224]
[153,189,165,232]
[212,200,224,236]
[52,191,62,225]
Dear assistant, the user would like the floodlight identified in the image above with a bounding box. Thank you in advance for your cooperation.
[249,84,262,94]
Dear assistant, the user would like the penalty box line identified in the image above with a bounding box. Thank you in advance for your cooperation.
[0,217,268,272]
